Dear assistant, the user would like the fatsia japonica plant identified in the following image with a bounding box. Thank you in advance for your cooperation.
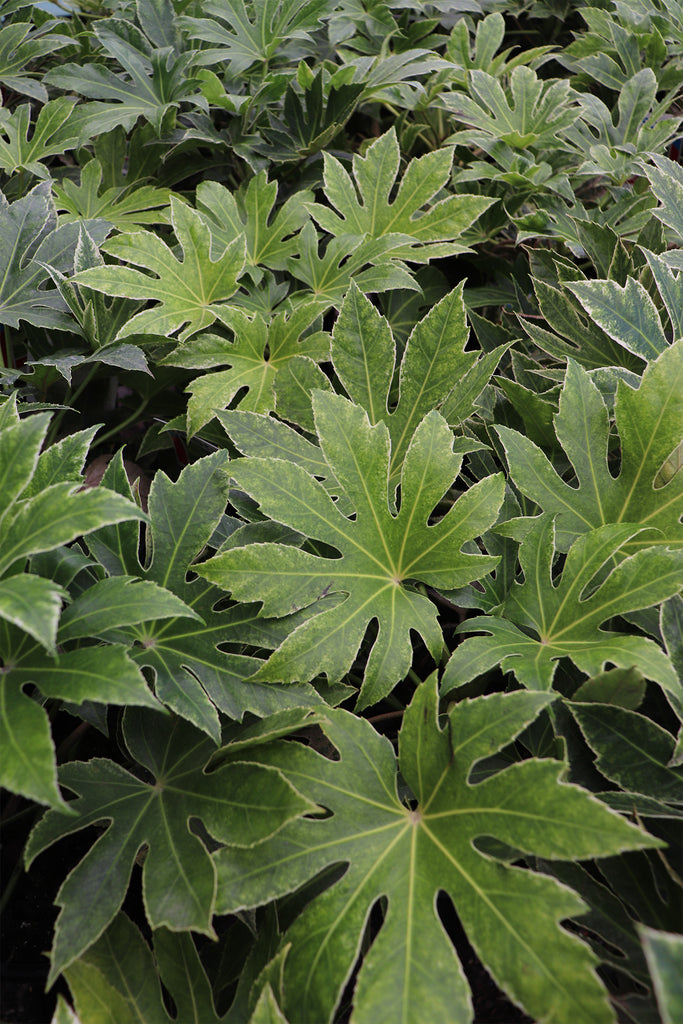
[1,1,682,1023]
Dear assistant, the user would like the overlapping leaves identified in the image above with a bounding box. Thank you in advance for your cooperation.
[0,407,151,808]
[25,708,315,983]
[441,516,683,697]
[213,680,655,1024]
[74,197,246,341]
[200,390,504,708]
[497,344,683,552]
[86,451,324,741]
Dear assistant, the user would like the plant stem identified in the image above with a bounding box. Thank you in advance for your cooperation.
[95,396,150,447]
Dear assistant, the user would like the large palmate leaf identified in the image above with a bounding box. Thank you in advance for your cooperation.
[181,0,333,74]
[329,281,503,488]
[195,173,311,278]
[0,181,108,331]
[44,19,202,135]
[25,708,315,984]
[306,128,494,262]
[445,66,580,150]
[497,344,683,552]
[0,96,81,180]
[86,452,324,740]
[0,409,150,809]
[441,516,683,697]
[213,681,656,1024]
[199,391,504,708]
[163,302,328,436]
[74,197,246,342]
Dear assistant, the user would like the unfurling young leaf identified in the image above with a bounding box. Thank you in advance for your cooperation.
[199,391,504,708]
[213,679,657,1024]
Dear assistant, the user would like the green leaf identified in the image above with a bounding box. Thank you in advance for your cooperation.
[0,181,107,332]
[307,128,494,262]
[645,155,683,243]
[640,927,683,1024]
[195,174,311,276]
[0,574,66,653]
[285,223,418,309]
[57,576,201,642]
[54,158,171,231]
[567,276,668,361]
[74,197,246,342]
[214,681,656,1024]
[0,478,147,577]
[330,282,494,488]
[162,302,328,436]
[441,516,683,697]
[62,912,227,1024]
[25,708,315,984]
[44,20,202,135]
[199,391,504,708]
[0,661,64,810]
[181,0,334,75]
[497,345,683,552]
[0,20,72,102]
[0,96,80,180]
[88,453,324,739]
[569,703,683,803]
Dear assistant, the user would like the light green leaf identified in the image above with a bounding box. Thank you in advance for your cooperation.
[196,174,311,275]
[214,681,656,1024]
[286,222,418,308]
[568,276,668,360]
[497,345,683,552]
[74,197,246,342]
[330,282,498,489]
[199,391,504,708]
[640,927,683,1024]
[442,516,683,696]
[162,302,328,436]
[25,708,316,984]
[307,128,494,262]
[0,96,80,179]
[54,158,171,231]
